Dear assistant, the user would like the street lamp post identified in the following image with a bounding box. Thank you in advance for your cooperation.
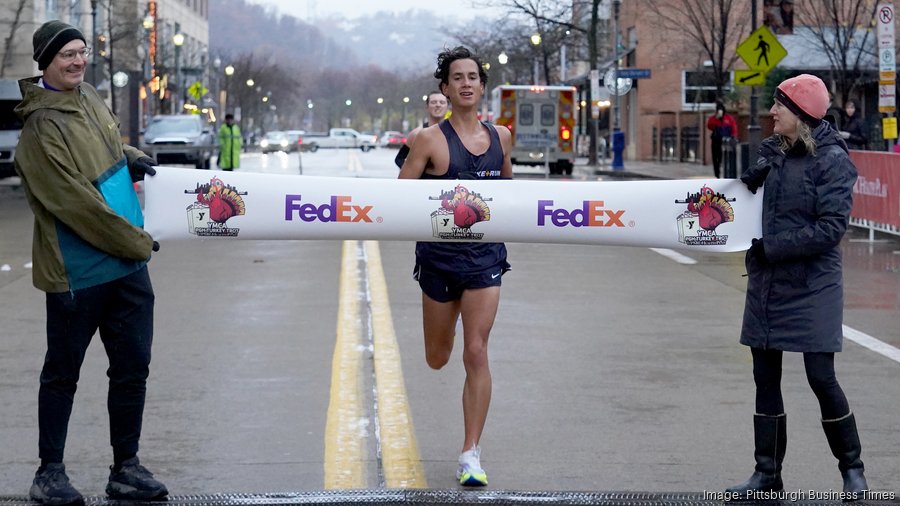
[402,96,410,132]
[498,51,508,85]
[611,0,625,171]
[90,0,98,85]
[222,64,234,115]
[530,33,542,84]
[173,31,185,113]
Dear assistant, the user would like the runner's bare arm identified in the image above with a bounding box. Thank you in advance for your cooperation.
[399,126,439,179]
[497,126,513,178]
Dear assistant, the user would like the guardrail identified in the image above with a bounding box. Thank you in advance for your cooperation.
[848,151,900,239]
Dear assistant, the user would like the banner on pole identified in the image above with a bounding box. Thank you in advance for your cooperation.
[144,168,763,252]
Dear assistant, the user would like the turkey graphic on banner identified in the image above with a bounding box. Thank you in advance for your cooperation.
[144,168,762,252]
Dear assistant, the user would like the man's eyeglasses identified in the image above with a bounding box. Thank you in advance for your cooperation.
[57,47,92,62]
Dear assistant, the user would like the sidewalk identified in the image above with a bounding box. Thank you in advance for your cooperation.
[513,157,717,180]
[579,156,715,180]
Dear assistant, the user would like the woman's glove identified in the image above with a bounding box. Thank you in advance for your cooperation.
[749,238,767,265]
[741,137,783,194]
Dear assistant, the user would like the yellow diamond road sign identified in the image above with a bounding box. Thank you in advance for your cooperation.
[736,26,787,73]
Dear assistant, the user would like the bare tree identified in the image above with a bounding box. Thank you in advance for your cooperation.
[0,0,29,78]
[646,0,750,98]
[795,0,878,105]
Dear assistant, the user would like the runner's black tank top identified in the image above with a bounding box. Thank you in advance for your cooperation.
[415,120,508,273]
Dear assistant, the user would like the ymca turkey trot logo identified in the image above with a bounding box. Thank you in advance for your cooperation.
[675,185,735,246]
[429,184,492,240]
[184,177,247,237]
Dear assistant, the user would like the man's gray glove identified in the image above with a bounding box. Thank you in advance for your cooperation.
[130,156,158,181]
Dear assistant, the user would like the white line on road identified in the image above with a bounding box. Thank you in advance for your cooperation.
[843,325,900,364]
[649,248,698,265]
[648,248,899,365]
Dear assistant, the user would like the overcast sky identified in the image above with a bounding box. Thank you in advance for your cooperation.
[251,0,497,21]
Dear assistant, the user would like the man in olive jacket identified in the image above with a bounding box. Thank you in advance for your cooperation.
[14,20,167,505]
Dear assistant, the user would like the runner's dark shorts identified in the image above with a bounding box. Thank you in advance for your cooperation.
[413,263,511,303]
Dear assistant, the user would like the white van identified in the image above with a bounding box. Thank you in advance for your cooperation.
[0,79,23,179]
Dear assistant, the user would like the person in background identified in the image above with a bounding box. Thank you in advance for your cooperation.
[217,113,242,170]
[706,101,738,178]
[394,90,449,168]
[728,74,868,500]
[839,98,867,151]
[14,20,168,505]
[399,46,513,487]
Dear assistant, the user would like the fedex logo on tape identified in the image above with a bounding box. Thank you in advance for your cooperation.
[285,195,374,223]
[537,200,625,227]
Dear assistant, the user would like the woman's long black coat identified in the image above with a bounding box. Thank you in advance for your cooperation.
[740,122,857,352]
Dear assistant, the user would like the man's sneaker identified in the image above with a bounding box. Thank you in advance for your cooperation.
[29,463,84,506]
[105,457,169,500]
[457,446,488,486]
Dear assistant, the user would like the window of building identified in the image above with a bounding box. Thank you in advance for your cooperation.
[682,69,732,110]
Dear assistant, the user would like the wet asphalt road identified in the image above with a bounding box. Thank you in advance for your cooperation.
[0,149,897,499]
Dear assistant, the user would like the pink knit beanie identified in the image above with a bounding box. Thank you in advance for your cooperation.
[774,74,830,126]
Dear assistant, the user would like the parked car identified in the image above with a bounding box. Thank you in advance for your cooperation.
[285,130,306,152]
[298,128,377,152]
[260,131,289,154]
[141,114,215,169]
[0,79,23,179]
[379,131,406,149]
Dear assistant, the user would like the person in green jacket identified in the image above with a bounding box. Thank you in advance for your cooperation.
[14,20,168,505]
[217,113,241,170]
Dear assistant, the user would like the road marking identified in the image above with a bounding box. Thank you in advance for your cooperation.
[348,151,363,172]
[649,248,698,265]
[324,241,366,489]
[843,325,900,364]
[364,240,426,488]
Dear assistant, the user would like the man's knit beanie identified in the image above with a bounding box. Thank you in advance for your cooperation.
[33,20,86,70]
[774,74,829,126]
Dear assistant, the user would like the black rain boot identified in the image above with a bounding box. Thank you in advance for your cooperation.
[726,413,786,498]
[822,412,868,501]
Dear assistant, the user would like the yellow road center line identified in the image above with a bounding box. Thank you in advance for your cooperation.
[364,240,427,488]
[323,240,366,489]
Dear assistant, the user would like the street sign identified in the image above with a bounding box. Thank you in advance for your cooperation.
[736,26,787,73]
[880,47,897,81]
[617,68,651,79]
[877,2,895,49]
[734,69,766,87]
[188,81,208,101]
[590,69,600,99]
[883,116,898,139]
[879,83,896,113]
[604,68,632,96]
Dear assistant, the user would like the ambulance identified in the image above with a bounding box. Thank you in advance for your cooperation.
[491,85,576,175]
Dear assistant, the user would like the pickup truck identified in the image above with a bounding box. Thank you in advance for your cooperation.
[299,128,377,152]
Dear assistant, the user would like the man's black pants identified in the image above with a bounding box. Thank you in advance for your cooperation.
[39,266,154,464]
[711,136,723,178]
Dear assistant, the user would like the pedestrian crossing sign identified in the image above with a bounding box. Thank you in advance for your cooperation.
[736,26,787,73]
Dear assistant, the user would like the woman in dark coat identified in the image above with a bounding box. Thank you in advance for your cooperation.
[840,98,868,150]
[727,74,869,499]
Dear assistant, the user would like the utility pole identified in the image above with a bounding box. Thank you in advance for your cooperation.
[90,0,98,86]
[747,0,761,174]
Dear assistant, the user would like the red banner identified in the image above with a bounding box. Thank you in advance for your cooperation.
[849,151,900,228]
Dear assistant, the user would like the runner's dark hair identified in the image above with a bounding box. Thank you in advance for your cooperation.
[434,46,487,86]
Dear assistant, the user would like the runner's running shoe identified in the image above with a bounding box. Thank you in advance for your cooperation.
[457,446,487,486]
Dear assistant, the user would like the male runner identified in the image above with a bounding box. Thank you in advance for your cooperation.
[399,46,512,487]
